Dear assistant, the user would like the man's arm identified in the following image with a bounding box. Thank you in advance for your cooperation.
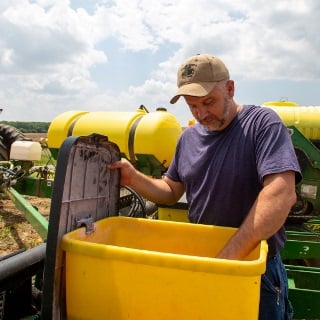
[216,170,296,260]
[108,158,184,205]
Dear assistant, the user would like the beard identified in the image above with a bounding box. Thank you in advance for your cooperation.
[200,97,232,132]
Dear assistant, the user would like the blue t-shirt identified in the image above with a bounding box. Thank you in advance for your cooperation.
[166,105,301,255]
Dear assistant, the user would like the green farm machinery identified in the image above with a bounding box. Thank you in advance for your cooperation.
[0,104,320,319]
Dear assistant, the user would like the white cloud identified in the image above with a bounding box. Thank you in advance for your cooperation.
[0,0,319,124]
[0,1,108,97]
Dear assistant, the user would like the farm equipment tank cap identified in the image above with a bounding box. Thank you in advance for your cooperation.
[170,54,230,104]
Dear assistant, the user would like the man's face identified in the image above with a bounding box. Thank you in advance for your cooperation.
[184,80,234,132]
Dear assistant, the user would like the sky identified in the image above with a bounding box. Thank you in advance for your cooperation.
[0,0,320,126]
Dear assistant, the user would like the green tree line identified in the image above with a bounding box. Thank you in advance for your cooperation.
[0,121,50,133]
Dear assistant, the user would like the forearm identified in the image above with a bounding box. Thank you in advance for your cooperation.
[125,170,179,205]
[108,159,183,205]
[217,196,288,260]
[217,171,296,260]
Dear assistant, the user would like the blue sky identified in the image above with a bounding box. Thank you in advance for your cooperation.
[0,0,320,126]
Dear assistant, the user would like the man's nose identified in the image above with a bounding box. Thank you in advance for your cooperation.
[196,105,210,120]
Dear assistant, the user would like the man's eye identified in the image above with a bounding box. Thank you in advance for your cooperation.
[204,100,213,106]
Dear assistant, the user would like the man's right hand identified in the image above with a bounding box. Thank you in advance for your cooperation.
[107,158,137,187]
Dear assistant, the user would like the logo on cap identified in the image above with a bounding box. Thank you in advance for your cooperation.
[181,64,197,79]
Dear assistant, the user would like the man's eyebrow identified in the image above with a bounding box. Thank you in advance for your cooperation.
[203,96,214,105]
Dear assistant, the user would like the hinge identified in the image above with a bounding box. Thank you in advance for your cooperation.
[74,215,95,234]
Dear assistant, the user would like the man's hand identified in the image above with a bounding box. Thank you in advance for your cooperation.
[108,158,137,187]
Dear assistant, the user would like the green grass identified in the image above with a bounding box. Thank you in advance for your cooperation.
[33,148,56,167]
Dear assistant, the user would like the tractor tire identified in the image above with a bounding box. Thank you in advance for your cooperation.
[0,124,31,161]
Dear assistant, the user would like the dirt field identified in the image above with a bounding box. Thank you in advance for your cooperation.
[0,132,50,256]
[24,132,47,142]
[0,196,51,255]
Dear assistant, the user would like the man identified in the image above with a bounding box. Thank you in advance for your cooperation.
[108,53,301,319]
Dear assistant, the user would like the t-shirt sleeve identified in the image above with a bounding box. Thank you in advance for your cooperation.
[165,137,183,182]
[255,115,302,184]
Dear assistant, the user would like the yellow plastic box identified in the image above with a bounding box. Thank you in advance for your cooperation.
[61,216,268,320]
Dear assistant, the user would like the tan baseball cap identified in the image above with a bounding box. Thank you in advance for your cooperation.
[170,54,230,104]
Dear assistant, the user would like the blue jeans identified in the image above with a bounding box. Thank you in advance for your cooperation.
[259,254,293,320]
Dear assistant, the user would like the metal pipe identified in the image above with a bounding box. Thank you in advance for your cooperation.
[0,243,46,288]
[3,187,48,240]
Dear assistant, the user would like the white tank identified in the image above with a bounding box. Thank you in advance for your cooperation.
[10,141,42,161]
